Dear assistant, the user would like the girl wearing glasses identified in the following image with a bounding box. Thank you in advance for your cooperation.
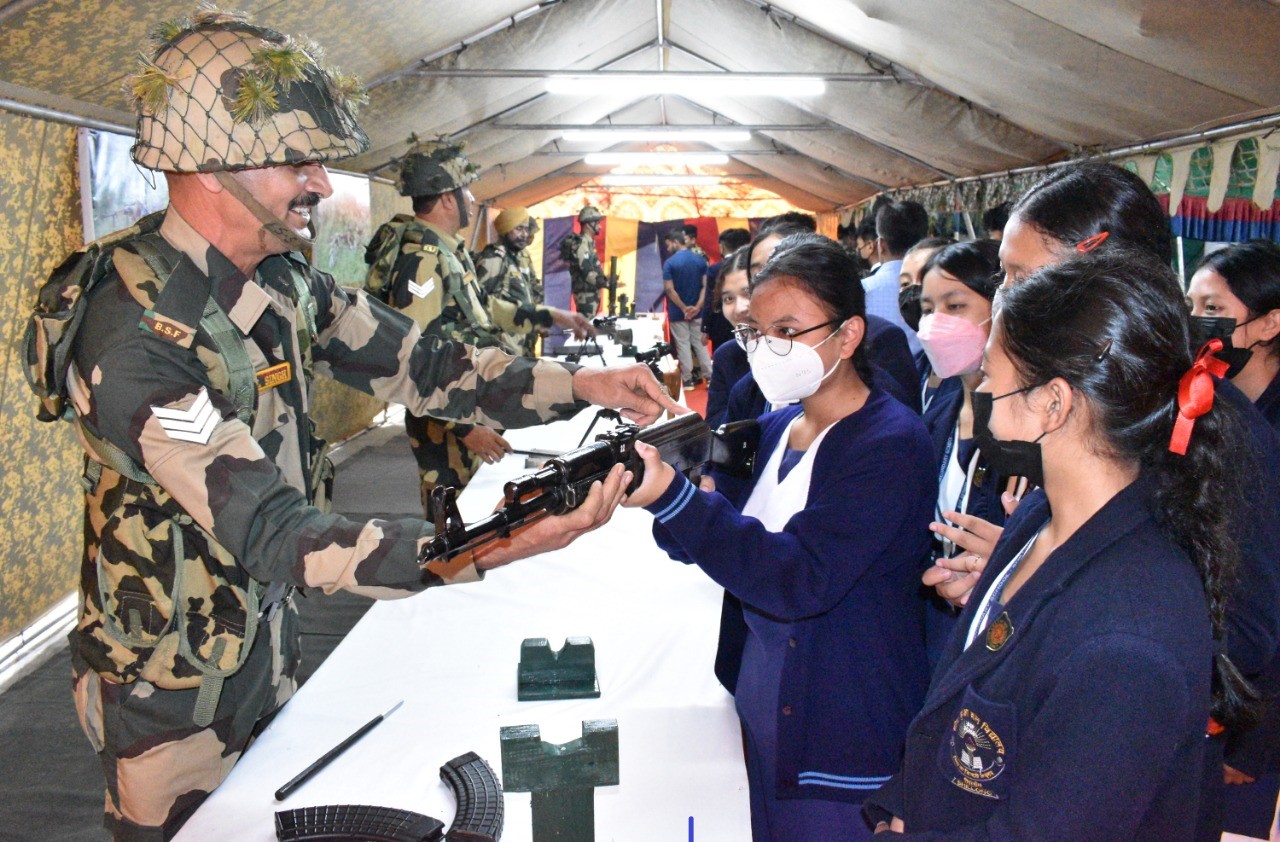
[626,234,934,840]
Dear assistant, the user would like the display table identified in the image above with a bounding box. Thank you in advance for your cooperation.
[176,400,751,841]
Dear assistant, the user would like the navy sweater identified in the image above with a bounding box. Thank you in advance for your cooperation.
[646,389,935,803]
[705,340,750,430]
[866,476,1214,840]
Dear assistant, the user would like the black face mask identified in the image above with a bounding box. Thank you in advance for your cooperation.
[1189,316,1253,379]
[972,387,1046,488]
[898,283,922,332]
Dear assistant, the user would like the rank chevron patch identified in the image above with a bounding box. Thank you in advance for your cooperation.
[151,387,219,445]
[407,277,435,299]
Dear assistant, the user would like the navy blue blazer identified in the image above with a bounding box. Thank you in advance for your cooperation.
[705,340,750,429]
[723,315,923,423]
[921,377,1016,667]
[1221,373,1280,780]
[647,389,935,803]
[921,377,1013,538]
[1256,369,1280,433]
[866,476,1214,839]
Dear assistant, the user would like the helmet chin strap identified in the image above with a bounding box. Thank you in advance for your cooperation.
[214,170,314,253]
[453,187,470,230]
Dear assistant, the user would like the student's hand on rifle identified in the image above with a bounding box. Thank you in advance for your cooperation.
[471,464,632,570]
[621,441,676,508]
[460,427,512,464]
[572,365,686,424]
[550,308,594,339]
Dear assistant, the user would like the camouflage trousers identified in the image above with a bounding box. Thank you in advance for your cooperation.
[72,599,300,840]
[404,412,482,522]
[572,292,600,319]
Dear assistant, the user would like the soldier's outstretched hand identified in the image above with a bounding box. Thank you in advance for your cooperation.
[571,364,684,425]
[471,464,631,570]
[549,308,595,339]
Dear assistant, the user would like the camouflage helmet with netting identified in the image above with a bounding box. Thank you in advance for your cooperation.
[128,7,369,172]
[578,205,605,224]
[396,137,479,197]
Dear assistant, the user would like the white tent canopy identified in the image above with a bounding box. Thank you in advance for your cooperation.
[1,0,1278,211]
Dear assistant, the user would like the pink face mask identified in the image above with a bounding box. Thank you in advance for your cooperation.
[917,312,989,379]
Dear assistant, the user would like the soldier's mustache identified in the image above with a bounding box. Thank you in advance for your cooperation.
[289,193,323,211]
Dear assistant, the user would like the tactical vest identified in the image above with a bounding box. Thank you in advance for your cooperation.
[24,212,325,725]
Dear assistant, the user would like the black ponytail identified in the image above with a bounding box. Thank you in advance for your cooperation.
[998,248,1260,730]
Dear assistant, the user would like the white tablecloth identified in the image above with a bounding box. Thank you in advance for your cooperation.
[177,397,751,841]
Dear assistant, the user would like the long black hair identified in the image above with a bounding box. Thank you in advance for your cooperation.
[998,248,1258,729]
[1011,162,1174,265]
[752,233,874,386]
[921,239,1003,302]
[1198,240,1280,362]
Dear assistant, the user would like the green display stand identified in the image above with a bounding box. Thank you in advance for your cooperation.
[517,637,601,701]
[500,719,620,842]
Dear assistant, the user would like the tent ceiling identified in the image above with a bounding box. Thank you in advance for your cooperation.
[1,0,1277,211]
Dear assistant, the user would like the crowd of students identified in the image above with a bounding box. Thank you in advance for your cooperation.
[631,161,1280,840]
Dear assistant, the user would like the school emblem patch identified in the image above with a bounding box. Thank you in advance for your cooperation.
[946,707,1007,800]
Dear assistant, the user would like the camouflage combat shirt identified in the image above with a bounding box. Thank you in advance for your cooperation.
[562,232,606,296]
[475,242,545,357]
[68,208,582,688]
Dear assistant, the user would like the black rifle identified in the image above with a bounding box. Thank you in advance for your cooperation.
[591,314,633,347]
[606,255,619,317]
[424,413,760,562]
[620,340,672,380]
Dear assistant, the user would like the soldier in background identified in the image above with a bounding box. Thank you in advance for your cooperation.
[25,10,675,838]
[476,206,572,358]
[561,204,609,316]
[364,141,590,519]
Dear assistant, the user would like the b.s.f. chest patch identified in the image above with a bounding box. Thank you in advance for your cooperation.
[938,688,1017,801]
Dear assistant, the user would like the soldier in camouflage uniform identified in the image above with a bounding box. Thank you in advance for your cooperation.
[23,10,674,840]
[476,206,562,358]
[561,205,609,317]
[365,143,592,519]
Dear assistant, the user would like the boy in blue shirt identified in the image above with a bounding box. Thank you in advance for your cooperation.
[663,230,713,388]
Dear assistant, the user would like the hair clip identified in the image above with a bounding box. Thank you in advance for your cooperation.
[1076,231,1109,253]
[1094,339,1113,361]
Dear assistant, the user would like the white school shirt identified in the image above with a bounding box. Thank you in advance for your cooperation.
[742,414,837,532]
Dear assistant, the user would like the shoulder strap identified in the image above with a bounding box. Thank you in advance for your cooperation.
[130,238,256,427]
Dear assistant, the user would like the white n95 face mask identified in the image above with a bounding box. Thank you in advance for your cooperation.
[747,325,844,405]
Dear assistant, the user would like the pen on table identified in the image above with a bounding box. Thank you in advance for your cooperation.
[274,700,404,801]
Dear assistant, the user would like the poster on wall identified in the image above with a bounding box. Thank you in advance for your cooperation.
[310,170,371,288]
[78,128,169,243]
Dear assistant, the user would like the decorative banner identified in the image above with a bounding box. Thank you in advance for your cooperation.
[536,216,767,314]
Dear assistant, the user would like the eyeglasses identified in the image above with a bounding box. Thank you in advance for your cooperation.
[734,319,841,356]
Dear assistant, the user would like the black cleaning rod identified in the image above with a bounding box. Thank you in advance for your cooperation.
[274,700,404,801]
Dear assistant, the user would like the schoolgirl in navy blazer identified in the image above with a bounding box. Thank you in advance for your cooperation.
[648,389,934,804]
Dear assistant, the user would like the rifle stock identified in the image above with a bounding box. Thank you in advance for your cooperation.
[423,413,759,563]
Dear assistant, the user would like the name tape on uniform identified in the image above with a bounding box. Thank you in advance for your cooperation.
[151,387,218,445]
[256,362,292,393]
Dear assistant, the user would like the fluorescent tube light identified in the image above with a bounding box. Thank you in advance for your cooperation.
[598,175,721,187]
[561,128,752,143]
[546,76,824,98]
[583,152,731,166]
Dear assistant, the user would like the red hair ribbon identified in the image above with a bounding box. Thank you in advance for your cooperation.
[1169,339,1229,456]
[1076,231,1110,253]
